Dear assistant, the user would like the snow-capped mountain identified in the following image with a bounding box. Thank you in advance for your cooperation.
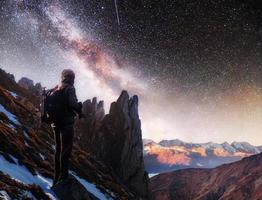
[143,138,262,174]
[155,139,262,154]
[231,141,262,153]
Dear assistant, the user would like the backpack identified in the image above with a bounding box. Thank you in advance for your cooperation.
[41,87,67,124]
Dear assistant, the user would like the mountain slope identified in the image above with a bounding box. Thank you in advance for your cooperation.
[0,68,147,199]
[143,139,262,174]
[150,152,262,200]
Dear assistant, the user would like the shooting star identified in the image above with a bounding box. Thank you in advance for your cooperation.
[114,0,120,25]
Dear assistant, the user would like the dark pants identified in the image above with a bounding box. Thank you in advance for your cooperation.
[52,124,74,184]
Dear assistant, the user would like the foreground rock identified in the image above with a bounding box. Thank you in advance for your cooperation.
[150,153,262,200]
[51,176,98,200]
[76,91,149,199]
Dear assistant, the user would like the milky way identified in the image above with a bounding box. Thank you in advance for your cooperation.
[1,0,262,145]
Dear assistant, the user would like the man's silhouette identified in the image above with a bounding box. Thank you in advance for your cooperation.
[50,69,83,186]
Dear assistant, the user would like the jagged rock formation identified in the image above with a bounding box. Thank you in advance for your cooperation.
[150,153,262,200]
[97,91,149,198]
[76,91,149,199]
[0,69,40,106]
[18,77,34,90]
[18,77,42,95]
[75,97,105,148]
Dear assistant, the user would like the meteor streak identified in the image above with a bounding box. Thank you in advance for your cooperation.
[45,5,145,95]
[114,0,120,25]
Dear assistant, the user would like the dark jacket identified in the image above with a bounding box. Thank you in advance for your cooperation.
[56,83,81,125]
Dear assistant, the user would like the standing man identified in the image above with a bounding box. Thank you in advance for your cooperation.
[47,69,83,186]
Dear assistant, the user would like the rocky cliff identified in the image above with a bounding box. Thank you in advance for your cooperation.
[150,152,262,200]
[75,91,149,199]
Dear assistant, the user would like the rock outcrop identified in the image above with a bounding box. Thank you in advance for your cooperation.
[75,97,105,148]
[76,91,149,199]
[18,77,34,90]
[51,175,98,200]
[18,77,42,95]
[0,69,40,107]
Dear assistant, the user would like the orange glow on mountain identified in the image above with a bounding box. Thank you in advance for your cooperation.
[156,151,191,165]
[234,152,252,158]
[213,148,252,157]
[213,147,232,157]
[144,142,256,167]
[145,144,191,165]
[191,147,207,156]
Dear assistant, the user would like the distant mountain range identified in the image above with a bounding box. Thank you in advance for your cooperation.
[143,138,262,174]
[150,152,262,200]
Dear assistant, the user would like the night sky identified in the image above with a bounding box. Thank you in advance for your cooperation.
[1,0,262,144]
[64,0,262,92]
